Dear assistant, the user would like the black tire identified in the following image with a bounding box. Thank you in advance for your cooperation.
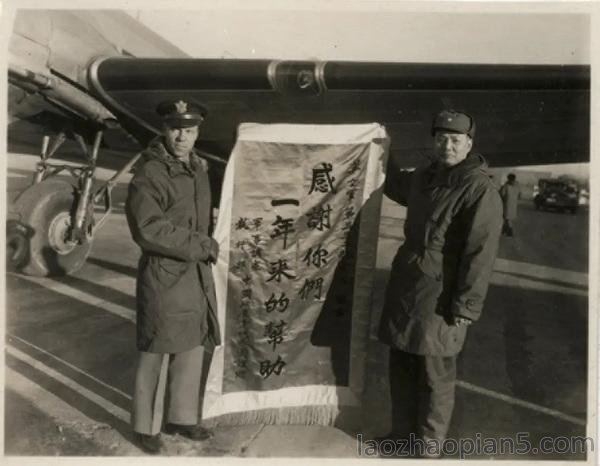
[10,179,92,277]
[6,219,32,272]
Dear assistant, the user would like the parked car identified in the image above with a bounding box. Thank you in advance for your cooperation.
[534,179,579,214]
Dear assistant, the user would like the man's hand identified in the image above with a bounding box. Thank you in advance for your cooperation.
[452,316,473,327]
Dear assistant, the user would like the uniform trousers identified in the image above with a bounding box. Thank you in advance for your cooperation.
[388,348,457,442]
[132,344,204,435]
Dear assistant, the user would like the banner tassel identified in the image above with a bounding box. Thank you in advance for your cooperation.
[203,405,340,428]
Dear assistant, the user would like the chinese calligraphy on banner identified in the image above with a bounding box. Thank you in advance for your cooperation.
[202,123,389,427]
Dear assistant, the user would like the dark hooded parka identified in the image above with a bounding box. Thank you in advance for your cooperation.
[126,138,221,353]
[378,153,503,356]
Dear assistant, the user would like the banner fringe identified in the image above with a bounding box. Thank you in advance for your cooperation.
[203,405,340,428]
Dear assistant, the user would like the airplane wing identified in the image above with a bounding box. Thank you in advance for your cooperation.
[7,10,589,169]
[88,58,590,169]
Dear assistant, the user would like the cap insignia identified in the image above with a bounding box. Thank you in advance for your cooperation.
[175,100,188,114]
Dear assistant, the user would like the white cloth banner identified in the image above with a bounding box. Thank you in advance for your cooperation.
[202,123,388,427]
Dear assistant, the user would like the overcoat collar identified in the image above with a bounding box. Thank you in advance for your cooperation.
[142,137,208,177]
[425,153,488,188]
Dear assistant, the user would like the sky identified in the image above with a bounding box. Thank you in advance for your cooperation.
[129,6,590,64]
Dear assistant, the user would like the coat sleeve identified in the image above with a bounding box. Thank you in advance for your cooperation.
[383,159,413,206]
[450,182,503,321]
[126,166,215,262]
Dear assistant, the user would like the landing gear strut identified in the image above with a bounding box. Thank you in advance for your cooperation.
[7,129,138,276]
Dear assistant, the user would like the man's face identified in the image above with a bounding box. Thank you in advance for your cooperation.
[433,131,473,167]
[164,124,199,158]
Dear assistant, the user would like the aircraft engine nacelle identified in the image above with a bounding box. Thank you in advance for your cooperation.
[267,61,326,96]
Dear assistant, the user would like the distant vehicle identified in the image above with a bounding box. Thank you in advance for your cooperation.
[578,188,590,206]
[534,178,579,214]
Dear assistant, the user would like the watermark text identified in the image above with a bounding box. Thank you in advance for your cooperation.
[357,433,594,458]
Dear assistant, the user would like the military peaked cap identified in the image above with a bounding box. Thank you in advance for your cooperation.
[156,99,208,127]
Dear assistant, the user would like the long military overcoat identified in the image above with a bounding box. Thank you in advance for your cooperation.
[499,181,520,220]
[378,153,503,356]
[126,139,221,353]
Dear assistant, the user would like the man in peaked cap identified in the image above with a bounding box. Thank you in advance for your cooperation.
[378,110,503,457]
[126,99,220,454]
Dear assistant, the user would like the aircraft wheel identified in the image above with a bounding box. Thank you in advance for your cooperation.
[6,219,32,272]
[10,180,92,277]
